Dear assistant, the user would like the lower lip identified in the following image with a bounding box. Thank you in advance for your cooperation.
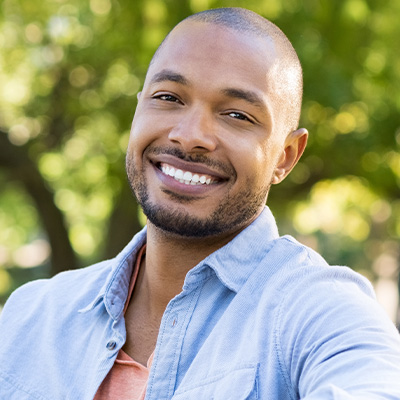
[152,164,224,195]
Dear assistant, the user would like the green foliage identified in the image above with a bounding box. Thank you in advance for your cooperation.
[0,0,399,314]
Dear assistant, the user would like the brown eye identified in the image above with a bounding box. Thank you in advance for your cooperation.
[157,94,180,103]
[228,111,253,123]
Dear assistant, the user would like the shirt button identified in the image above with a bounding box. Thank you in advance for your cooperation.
[106,340,117,350]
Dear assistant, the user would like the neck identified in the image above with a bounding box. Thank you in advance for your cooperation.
[136,222,242,315]
[123,217,255,361]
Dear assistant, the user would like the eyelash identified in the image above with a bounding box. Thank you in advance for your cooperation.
[154,93,181,103]
[153,94,254,124]
[227,111,253,123]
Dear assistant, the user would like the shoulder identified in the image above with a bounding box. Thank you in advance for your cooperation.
[268,235,400,356]
[266,235,374,295]
[249,234,384,341]
[269,235,386,331]
[265,237,400,397]
[255,234,399,347]
[0,259,112,326]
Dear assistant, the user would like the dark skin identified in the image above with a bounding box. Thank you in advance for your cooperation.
[123,21,308,365]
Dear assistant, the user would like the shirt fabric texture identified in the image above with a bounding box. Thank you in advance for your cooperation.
[94,244,152,400]
[1,206,400,400]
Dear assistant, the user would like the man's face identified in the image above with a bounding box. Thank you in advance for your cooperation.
[126,21,287,238]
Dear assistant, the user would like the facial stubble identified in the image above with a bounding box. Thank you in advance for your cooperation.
[125,152,271,238]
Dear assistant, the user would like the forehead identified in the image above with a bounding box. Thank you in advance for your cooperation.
[145,21,277,91]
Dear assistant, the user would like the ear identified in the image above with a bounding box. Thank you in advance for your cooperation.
[137,91,142,101]
[271,128,308,185]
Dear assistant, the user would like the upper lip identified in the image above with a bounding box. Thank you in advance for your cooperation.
[148,154,231,181]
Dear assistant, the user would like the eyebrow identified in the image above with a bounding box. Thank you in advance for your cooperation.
[150,69,190,86]
[221,88,266,110]
[149,70,267,112]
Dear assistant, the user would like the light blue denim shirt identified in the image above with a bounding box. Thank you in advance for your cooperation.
[1,207,400,400]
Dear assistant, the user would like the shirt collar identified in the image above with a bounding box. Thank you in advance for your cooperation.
[80,226,147,320]
[81,206,279,318]
[183,206,280,293]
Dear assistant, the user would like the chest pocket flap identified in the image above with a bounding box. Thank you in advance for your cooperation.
[172,365,258,400]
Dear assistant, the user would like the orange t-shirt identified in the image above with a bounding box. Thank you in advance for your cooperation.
[94,246,153,400]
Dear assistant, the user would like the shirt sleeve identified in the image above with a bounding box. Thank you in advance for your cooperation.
[275,267,400,400]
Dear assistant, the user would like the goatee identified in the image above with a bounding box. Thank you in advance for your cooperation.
[126,146,270,238]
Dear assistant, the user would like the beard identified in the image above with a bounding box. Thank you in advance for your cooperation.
[126,146,270,238]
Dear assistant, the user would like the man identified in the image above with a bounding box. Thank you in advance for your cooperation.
[1,7,400,400]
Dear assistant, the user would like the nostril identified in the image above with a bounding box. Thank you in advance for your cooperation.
[167,125,217,152]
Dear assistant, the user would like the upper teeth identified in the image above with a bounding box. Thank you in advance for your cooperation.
[160,163,214,185]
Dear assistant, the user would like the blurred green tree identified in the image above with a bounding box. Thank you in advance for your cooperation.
[0,0,399,323]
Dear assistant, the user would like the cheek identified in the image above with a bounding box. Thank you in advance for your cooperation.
[245,145,277,186]
[228,147,262,188]
[127,115,157,156]
[126,121,150,170]
[129,114,150,141]
[129,107,176,148]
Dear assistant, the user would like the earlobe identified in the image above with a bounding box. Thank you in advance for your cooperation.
[271,168,286,184]
[272,128,308,185]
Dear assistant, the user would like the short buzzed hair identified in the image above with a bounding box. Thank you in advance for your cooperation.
[151,7,303,136]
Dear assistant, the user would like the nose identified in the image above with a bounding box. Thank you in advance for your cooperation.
[168,106,218,153]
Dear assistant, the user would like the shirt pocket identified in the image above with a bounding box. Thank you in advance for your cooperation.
[172,365,258,400]
[0,374,49,400]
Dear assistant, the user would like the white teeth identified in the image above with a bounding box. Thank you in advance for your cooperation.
[183,171,192,181]
[192,174,200,183]
[160,163,216,186]
[168,167,175,177]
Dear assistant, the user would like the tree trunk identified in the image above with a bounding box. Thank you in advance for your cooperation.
[0,132,78,275]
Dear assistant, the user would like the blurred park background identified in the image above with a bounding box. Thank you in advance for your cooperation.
[0,0,399,325]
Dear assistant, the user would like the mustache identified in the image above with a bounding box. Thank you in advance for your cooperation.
[145,146,236,177]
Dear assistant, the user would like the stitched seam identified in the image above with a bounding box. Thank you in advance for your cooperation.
[183,270,215,290]
[0,373,49,400]
[145,301,168,399]
[104,245,142,319]
[255,363,260,400]
[174,364,257,394]
[146,286,200,398]
[167,286,200,397]
[274,297,297,400]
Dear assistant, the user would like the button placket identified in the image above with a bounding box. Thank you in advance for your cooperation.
[147,285,203,399]
[106,340,117,350]
[170,314,179,328]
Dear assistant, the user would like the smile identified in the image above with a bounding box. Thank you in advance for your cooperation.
[159,162,218,185]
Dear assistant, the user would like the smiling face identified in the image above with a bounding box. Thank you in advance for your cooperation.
[126,20,305,239]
